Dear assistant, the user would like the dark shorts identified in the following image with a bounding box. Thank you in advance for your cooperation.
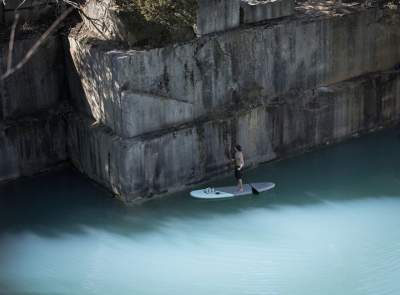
[234,166,243,180]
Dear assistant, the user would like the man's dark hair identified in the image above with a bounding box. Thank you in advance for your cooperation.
[235,144,242,152]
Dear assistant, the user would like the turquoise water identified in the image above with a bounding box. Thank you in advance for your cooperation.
[1,129,400,295]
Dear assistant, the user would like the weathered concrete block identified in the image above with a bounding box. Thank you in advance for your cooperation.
[67,69,400,203]
[240,0,294,24]
[67,36,200,137]
[67,114,204,201]
[119,91,194,137]
[197,0,240,35]
[0,36,66,120]
[68,8,400,138]
[0,110,67,182]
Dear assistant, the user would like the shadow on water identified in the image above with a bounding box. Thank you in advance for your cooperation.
[1,128,400,239]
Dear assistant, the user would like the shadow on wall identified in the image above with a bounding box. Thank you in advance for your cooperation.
[1,128,400,239]
[63,35,92,117]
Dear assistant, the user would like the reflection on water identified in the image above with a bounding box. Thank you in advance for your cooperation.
[1,129,400,295]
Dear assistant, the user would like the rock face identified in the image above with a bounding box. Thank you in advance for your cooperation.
[3,2,400,204]
[81,0,131,42]
[69,8,400,138]
[66,7,400,202]
[197,0,241,35]
[0,110,67,182]
[0,37,66,120]
[81,0,167,46]
[67,70,400,202]
[0,36,68,182]
[240,0,295,24]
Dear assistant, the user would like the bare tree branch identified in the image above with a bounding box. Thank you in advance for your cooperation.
[1,0,109,82]
[7,13,20,72]
[16,0,28,10]
[1,6,74,81]
[61,0,80,10]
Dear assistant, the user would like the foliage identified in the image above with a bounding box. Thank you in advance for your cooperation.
[112,0,198,47]
[118,0,198,30]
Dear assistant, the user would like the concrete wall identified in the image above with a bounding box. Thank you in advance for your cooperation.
[68,8,400,138]
[0,36,66,120]
[0,110,67,182]
[65,6,400,203]
[240,0,295,24]
[0,35,68,182]
[2,3,397,203]
[67,70,400,203]
[197,0,241,35]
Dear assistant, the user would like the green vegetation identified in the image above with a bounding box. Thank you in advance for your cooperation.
[129,0,198,29]
[114,0,198,46]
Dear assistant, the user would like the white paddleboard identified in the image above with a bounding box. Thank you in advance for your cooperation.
[190,182,275,199]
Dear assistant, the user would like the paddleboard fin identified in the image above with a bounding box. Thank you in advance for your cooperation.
[251,186,259,195]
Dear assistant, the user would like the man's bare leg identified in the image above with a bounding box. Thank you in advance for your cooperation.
[238,179,244,192]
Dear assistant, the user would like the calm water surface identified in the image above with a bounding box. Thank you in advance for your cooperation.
[1,129,400,295]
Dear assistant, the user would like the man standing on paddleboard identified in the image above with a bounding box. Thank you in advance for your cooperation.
[234,145,245,192]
